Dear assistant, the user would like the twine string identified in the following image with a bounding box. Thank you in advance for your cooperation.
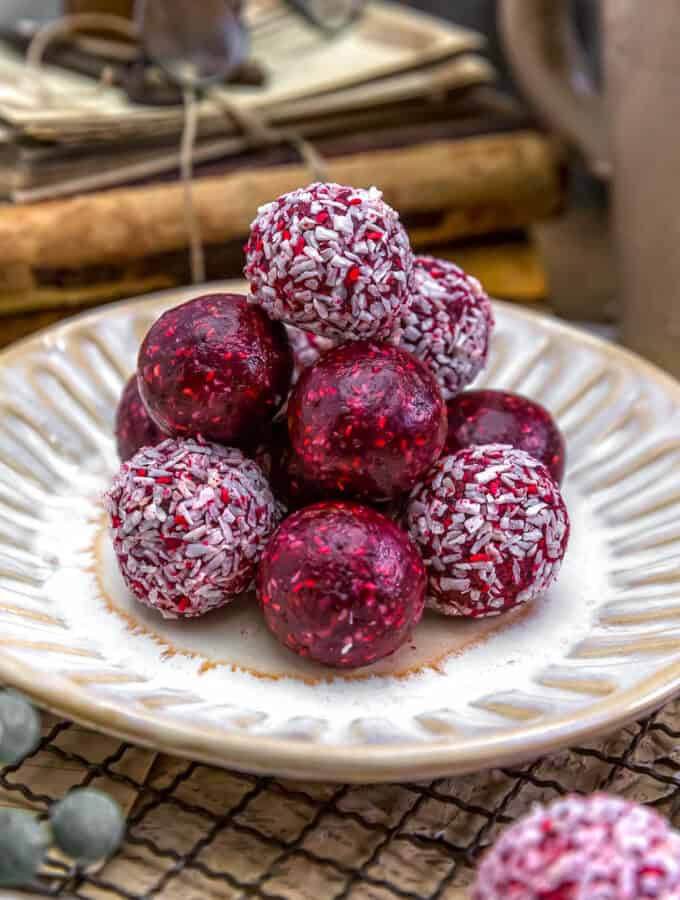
[22,10,329,286]
[210,91,329,183]
[180,87,206,284]
[24,13,139,106]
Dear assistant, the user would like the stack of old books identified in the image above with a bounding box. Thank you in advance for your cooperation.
[0,1,562,345]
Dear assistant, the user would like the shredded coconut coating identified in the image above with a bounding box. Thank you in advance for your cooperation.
[105,438,281,619]
[473,793,680,899]
[285,325,335,383]
[400,256,494,399]
[245,182,414,341]
[405,444,569,617]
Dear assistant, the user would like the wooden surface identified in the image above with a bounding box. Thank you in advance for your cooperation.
[4,698,680,898]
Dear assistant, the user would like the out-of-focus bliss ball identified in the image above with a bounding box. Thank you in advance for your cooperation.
[473,793,680,900]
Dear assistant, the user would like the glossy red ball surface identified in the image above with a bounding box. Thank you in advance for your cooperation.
[445,389,566,484]
[257,501,426,668]
[115,375,165,461]
[287,341,447,501]
[138,293,293,446]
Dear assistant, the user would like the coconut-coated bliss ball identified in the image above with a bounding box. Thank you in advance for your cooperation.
[405,444,569,617]
[285,325,335,383]
[288,341,447,501]
[445,389,566,484]
[244,182,414,342]
[106,438,281,618]
[400,256,494,399]
[115,375,165,461]
[138,293,293,446]
[473,793,680,900]
[257,501,426,668]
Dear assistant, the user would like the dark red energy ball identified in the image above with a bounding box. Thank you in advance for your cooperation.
[445,389,566,484]
[257,501,426,668]
[115,375,165,461]
[254,419,319,511]
[288,341,447,501]
[138,293,293,446]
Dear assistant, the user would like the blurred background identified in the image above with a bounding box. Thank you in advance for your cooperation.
[0,0,673,374]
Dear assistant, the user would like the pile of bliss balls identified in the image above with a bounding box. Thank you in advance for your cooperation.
[107,181,569,670]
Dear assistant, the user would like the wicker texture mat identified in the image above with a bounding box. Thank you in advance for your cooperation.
[1,698,679,899]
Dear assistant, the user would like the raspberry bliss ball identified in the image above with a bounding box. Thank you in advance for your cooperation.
[106,438,280,618]
[244,182,414,342]
[405,444,569,617]
[400,256,494,399]
[445,390,566,484]
[115,375,165,461]
[288,341,447,501]
[138,293,293,446]
[473,793,680,900]
[257,502,426,668]
[254,420,317,512]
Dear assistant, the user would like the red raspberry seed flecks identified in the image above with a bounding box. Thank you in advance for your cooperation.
[105,438,281,619]
[244,182,414,342]
[253,419,320,512]
[473,793,680,899]
[138,293,293,446]
[287,341,447,501]
[114,375,166,462]
[445,389,566,484]
[405,444,569,617]
[257,501,426,668]
[400,256,494,399]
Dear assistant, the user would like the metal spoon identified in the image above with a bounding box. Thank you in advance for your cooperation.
[134,0,248,90]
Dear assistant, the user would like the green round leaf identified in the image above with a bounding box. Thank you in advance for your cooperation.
[0,808,48,887]
[0,690,41,766]
[51,788,124,863]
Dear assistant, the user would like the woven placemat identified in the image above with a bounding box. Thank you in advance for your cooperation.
[2,697,679,899]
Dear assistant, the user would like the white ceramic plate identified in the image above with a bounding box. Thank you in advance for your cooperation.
[1,281,680,783]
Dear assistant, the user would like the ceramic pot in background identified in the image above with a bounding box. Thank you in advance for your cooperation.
[500,0,680,378]
[63,0,134,15]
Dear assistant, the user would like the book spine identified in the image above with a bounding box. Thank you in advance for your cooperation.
[0,131,563,271]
